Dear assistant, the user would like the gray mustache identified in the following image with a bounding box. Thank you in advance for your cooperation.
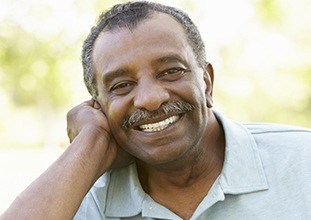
[122,101,194,129]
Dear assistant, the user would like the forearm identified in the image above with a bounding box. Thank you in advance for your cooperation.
[1,127,110,220]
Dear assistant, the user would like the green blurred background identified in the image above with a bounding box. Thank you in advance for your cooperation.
[0,0,310,213]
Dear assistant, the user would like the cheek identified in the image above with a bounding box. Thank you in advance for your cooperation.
[193,77,209,100]
[107,101,124,122]
[106,98,132,130]
[177,78,207,103]
[106,98,137,150]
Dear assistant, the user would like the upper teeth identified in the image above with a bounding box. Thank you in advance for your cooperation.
[139,115,179,132]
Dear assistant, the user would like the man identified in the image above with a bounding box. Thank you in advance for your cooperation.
[1,1,311,219]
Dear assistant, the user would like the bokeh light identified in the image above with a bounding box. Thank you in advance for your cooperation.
[0,0,310,213]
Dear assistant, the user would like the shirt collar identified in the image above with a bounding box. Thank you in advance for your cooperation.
[104,164,183,219]
[214,110,268,194]
[101,110,268,218]
[104,164,145,217]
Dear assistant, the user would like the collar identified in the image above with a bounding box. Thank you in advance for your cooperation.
[97,110,268,218]
[214,110,268,194]
[104,164,181,219]
[104,164,145,217]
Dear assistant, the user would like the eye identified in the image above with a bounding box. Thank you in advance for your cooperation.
[110,81,135,95]
[157,67,189,81]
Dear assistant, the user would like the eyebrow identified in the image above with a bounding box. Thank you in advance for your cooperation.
[151,53,188,67]
[102,53,189,85]
[102,68,129,87]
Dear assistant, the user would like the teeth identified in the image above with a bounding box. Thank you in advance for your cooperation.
[139,115,179,132]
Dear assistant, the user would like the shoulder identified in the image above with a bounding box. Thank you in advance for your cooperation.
[243,122,311,148]
[244,122,311,189]
[242,122,311,174]
[243,122,311,135]
[214,110,311,147]
[242,122,311,176]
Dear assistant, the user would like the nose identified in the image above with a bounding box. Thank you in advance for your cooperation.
[133,77,170,111]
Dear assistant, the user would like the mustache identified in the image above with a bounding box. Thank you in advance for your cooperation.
[122,101,194,129]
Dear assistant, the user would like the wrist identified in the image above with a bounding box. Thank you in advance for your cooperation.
[70,125,114,178]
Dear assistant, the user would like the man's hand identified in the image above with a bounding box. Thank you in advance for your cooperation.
[67,99,108,143]
[66,99,134,174]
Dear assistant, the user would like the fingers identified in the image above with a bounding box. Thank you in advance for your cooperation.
[93,99,101,110]
[66,100,92,142]
[84,99,95,106]
[79,99,102,111]
[67,128,76,143]
[66,99,107,143]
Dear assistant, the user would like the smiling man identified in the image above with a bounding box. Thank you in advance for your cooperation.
[92,12,221,167]
[77,4,225,218]
[2,1,311,220]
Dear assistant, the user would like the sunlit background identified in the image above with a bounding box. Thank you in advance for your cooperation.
[0,0,310,213]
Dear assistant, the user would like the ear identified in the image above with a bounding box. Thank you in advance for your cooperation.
[203,63,214,108]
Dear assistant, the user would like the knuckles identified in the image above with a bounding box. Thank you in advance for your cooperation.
[66,100,107,142]
[66,102,90,141]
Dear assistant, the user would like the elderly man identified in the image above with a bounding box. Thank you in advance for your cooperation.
[2,1,311,220]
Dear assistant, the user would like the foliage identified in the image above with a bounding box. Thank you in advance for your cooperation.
[0,22,71,108]
[0,0,310,149]
[213,0,311,127]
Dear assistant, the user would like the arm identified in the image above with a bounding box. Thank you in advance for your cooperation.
[1,100,133,220]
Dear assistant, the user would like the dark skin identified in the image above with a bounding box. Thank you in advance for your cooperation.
[93,13,225,219]
[137,113,225,218]
[1,13,225,220]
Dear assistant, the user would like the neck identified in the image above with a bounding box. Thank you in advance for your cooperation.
[137,112,225,186]
[136,112,225,219]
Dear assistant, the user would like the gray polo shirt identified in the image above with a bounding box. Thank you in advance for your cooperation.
[74,111,311,219]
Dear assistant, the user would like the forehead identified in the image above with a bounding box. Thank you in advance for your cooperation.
[92,13,195,75]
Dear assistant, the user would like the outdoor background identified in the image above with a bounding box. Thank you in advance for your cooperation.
[0,0,310,213]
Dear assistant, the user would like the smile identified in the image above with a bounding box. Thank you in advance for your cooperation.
[139,115,180,132]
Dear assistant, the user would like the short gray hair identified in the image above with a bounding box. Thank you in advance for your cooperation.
[82,1,207,97]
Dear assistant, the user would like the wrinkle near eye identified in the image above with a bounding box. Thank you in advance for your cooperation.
[157,67,190,81]
[110,81,136,95]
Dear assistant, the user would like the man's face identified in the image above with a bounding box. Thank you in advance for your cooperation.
[93,13,214,166]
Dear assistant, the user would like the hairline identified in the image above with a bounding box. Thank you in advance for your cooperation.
[92,11,195,85]
[83,3,207,97]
